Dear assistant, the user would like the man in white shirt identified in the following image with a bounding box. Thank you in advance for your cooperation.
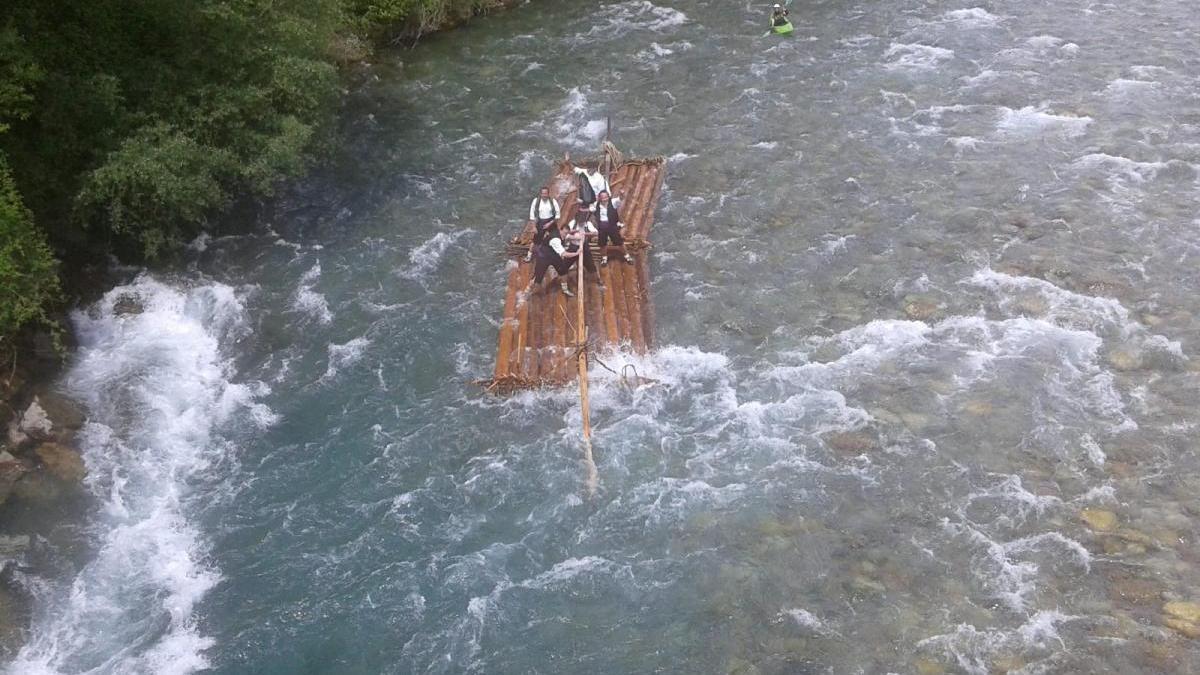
[559,204,602,294]
[527,225,578,296]
[592,190,633,265]
[573,164,609,209]
[524,186,560,262]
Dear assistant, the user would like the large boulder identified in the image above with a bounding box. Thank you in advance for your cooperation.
[12,394,85,446]
[33,443,86,483]
[33,393,85,434]
[0,453,28,508]
[11,471,62,504]
[112,292,144,316]
[0,536,29,561]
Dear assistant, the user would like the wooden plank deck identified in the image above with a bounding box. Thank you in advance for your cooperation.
[483,155,665,392]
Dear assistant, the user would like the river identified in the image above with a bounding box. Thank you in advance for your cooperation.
[10,0,1200,672]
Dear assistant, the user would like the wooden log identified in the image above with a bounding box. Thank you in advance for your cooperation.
[552,286,570,384]
[512,264,532,376]
[619,259,647,353]
[529,276,548,381]
[640,161,666,238]
[633,252,655,350]
[629,163,658,241]
[494,264,520,380]
[609,263,633,348]
[599,265,620,347]
[622,166,652,243]
[585,275,607,346]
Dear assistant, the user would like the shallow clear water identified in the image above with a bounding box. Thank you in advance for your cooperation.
[11,0,1200,672]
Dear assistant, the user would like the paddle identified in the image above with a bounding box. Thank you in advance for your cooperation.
[761,0,794,38]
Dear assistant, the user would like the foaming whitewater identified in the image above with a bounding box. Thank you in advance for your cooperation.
[994,106,1092,139]
[292,261,333,324]
[28,0,1200,671]
[552,87,608,148]
[399,229,471,282]
[883,43,955,71]
[12,276,272,674]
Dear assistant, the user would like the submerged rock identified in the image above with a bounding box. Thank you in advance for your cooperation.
[1080,508,1118,532]
[961,399,993,416]
[902,296,941,321]
[823,430,878,455]
[0,456,29,508]
[33,393,85,435]
[913,657,945,675]
[1107,573,1163,608]
[1164,601,1200,624]
[11,472,62,504]
[1105,348,1142,372]
[1164,617,1200,639]
[0,536,30,560]
[34,443,86,483]
[112,292,145,316]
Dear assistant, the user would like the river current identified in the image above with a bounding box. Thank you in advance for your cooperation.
[10,0,1200,672]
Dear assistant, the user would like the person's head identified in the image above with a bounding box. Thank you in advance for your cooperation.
[587,164,598,174]
[597,190,610,203]
[539,186,550,198]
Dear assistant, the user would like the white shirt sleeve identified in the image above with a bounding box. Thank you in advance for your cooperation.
[528,198,538,220]
[549,238,566,256]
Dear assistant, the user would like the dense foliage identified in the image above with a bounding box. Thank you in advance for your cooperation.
[0,0,505,345]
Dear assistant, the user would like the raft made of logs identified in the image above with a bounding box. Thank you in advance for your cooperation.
[482,152,666,392]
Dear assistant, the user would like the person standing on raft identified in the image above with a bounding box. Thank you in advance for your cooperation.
[770,3,789,26]
[524,186,561,263]
[593,190,633,265]
[527,225,577,297]
[559,204,602,295]
[573,163,609,210]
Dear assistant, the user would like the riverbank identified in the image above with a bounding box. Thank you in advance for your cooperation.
[0,329,89,657]
[0,1,531,657]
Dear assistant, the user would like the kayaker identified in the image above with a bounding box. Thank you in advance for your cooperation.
[771,3,789,26]
[573,163,609,209]
[593,190,634,265]
[524,186,561,262]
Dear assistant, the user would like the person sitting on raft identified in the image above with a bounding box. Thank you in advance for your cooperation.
[573,163,609,209]
[593,190,634,265]
[527,226,577,297]
[771,3,789,26]
[524,186,561,262]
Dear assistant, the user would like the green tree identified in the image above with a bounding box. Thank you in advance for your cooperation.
[0,157,59,344]
[0,23,57,344]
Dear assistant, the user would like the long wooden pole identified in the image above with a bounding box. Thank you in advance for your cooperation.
[577,234,597,495]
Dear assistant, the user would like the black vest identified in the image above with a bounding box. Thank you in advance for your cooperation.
[537,231,564,263]
[595,202,619,228]
[577,172,597,203]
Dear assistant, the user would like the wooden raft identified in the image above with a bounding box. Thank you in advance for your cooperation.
[483,155,666,392]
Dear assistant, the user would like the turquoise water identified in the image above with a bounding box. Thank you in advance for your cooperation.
[11,0,1200,672]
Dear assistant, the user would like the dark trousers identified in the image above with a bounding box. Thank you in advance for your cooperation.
[561,244,596,274]
[532,218,557,246]
[533,249,564,284]
[596,224,623,250]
